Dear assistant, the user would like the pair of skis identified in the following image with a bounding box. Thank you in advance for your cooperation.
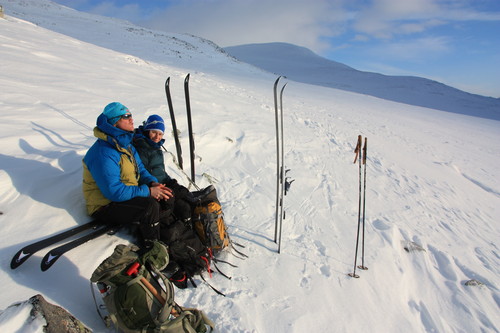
[349,135,368,278]
[273,76,293,254]
[165,74,196,186]
[10,220,118,271]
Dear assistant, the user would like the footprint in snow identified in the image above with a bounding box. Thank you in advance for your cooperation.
[314,240,326,256]
[373,219,391,230]
[320,264,331,278]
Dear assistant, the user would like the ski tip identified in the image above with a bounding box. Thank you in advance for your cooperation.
[40,253,60,272]
[10,250,32,269]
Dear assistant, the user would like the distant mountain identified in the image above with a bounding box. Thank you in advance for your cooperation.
[225,43,500,120]
[5,0,498,120]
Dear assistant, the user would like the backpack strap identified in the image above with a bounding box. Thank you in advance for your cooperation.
[178,307,216,333]
[146,263,177,324]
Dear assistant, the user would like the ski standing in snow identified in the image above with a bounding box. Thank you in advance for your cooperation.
[273,76,294,254]
[164,74,197,187]
[184,74,196,185]
[165,77,183,171]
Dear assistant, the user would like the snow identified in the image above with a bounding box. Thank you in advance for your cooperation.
[1,1,499,332]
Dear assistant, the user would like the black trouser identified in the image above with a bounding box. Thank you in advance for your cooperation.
[93,196,170,245]
[164,179,193,221]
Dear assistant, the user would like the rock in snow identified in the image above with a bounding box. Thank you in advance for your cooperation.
[0,294,90,333]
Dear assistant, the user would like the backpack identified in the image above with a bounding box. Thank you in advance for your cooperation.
[192,187,230,254]
[160,221,211,289]
[90,241,214,333]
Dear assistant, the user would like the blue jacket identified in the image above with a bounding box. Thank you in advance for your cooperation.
[82,114,157,215]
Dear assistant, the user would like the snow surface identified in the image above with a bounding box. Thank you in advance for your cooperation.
[1,1,499,332]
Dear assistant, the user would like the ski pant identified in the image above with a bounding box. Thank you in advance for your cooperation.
[92,196,173,246]
[164,179,193,221]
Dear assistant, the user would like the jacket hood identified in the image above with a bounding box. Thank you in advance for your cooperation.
[96,113,134,148]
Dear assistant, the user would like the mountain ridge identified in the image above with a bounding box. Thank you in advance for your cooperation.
[225,42,500,120]
[4,0,499,120]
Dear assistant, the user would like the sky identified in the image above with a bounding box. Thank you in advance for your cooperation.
[50,0,500,98]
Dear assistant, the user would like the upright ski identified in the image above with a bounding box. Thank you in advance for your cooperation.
[41,224,118,271]
[10,220,99,269]
[184,73,196,184]
[273,76,281,244]
[165,77,183,169]
[273,76,292,253]
[277,82,288,254]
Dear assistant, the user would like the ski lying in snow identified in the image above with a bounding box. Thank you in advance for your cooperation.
[10,220,99,269]
[41,224,118,271]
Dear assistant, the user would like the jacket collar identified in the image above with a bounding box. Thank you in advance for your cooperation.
[95,113,134,149]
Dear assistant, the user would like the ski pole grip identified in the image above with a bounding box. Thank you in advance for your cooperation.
[363,137,367,164]
[354,135,362,163]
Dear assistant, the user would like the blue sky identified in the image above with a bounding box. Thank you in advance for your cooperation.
[52,0,500,97]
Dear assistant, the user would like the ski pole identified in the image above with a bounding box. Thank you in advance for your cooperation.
[348,135,362,278]
[358,137,368,270]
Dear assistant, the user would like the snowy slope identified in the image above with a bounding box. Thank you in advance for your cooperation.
[2,0,253,76]
[225,43,500,120]
[1,2,499,333]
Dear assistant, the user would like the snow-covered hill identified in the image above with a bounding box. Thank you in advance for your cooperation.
[2,0,252,75]
[225,43,500,120]
[1,1,499,332]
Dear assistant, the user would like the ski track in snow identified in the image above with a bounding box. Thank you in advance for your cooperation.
[0,4,499,333]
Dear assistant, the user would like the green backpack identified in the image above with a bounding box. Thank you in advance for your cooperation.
[90,241,214,333]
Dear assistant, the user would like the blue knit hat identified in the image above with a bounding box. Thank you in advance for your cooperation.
[102,102,130,125]
[143,115,165,134]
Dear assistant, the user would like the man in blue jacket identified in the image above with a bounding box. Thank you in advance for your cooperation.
[82,102,173,247]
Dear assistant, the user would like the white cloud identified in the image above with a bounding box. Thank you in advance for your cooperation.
[352,0,500,39]
[145,0,348,53]
[89,1,142,22]
[372,36,452,61]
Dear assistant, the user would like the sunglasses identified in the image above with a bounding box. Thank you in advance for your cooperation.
[121,114,133,119]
